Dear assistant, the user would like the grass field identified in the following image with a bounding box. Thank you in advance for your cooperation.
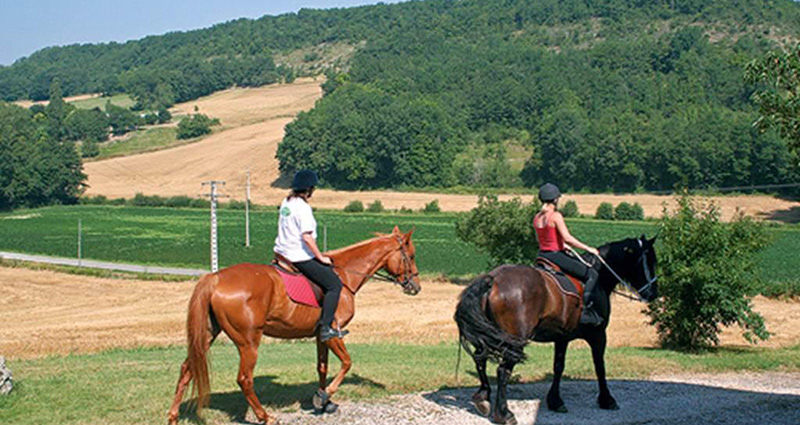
[0,205,797,286]
[0,341,797,425]
[70,93,134,110]
[92,127,182,160]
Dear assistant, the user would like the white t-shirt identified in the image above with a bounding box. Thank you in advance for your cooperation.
[274,197,317,262]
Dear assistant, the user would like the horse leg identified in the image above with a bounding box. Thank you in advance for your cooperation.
[168,330,220,425]
[236,337,278,425]
[319,337,352,410]
[312,337,336,414]
[546,339,569,413]
[587,331,618,410]
[491,359,517,425]
[471,347,491,417]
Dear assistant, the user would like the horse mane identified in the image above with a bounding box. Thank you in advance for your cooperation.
[326,233,395,256]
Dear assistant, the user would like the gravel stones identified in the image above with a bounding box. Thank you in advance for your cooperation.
[0,356,12,395]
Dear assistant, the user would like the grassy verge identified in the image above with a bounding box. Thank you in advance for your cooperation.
[91,127,182,160]
[0,258,194,282]
[0,342,797,425]
[70,93,134,110]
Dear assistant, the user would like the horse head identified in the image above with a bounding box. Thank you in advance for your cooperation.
[383,226,421,295]
[601,234,659,302]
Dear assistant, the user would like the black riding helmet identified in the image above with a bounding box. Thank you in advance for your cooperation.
[292,170,319,192]
[538,183,561,203]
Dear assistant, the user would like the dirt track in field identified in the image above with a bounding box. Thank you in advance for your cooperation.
[1,267,798,360]
[81,79,800,222]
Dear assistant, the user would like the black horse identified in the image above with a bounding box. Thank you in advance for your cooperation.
[454,235,658,424]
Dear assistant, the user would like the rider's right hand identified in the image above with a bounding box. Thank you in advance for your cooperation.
[319,256,333,265]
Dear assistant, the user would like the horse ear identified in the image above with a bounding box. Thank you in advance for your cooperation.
[392,225,400,234]
[405,226,416,241]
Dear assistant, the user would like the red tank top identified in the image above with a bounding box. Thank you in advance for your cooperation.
[535,212,565,251]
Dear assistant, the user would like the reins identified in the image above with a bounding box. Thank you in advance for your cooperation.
[331,236,418,293]
[565,245,650,303]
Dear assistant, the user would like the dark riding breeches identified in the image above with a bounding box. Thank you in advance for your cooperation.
[539,250,599,302]
[294,258,343,327]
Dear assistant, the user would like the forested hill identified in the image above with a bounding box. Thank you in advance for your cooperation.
[3,0,800,192]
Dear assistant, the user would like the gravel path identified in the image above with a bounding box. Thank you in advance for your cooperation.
[269,372,800,425]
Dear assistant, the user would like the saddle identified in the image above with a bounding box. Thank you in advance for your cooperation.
[272,253,324,308]
[535,257,584,300]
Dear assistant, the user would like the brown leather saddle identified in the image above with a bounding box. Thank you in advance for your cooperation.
[536,257,584,299]
[272,253,324,305]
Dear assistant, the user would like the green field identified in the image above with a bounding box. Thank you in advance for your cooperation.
[0,205,796,284]
[0,341,797,425]
[92,127,180,160]
[70,93,134,110]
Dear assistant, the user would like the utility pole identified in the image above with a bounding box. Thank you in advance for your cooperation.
[77,218,82,267]
[202,181,227,272]
[245,169,251,248]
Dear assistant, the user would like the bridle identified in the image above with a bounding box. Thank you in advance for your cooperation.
[333,236,419,294]
[599,239,657,302]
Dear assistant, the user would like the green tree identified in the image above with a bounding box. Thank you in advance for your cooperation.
[176,114,220,139]
[646,193,771,350]
[106,101,140,136]
[595,202,615,220]
[745,43,800,154]
[455,195,541,266]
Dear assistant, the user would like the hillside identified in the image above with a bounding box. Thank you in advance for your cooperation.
[6,0,800,194]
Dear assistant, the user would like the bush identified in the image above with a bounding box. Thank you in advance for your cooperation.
[164,196,194,208]
[366,200,385,213]
[399,206,413,214]
[423,199,441,214]
[561,200,579,218]
[595,202,615,220]
[189,198,210,209]
[645,193,771,350]
[177,114,219,139]
[455,195,541,266]
[80,140,100,158]
[344,200,364,213]
[79,195,108,205]
[225,200,247,210]
[130,193,165,207]
[157,107,172,124]
[614,202,644,221]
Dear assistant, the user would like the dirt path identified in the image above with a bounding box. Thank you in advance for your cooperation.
[1,267,798,359]
[272,372,800,424]
[81,79,800,222]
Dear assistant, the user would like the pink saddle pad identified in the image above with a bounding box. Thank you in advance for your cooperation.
[276,268,320,308]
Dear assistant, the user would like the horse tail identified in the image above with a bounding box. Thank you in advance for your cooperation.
[186,273,217,411]
[454,274,527,364]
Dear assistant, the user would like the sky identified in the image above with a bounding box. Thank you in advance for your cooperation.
[0,1,404,66]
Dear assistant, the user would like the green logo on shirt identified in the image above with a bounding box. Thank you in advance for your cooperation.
[280,206,291,217]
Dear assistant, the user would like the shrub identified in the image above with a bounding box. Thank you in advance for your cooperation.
[109,197,126,206]
[595,202,614,220]
[129,193,165,207]
[423,199,441,214]
[177,114,220,139]
[455,195,541,266]
[344,200,364,213]
[366,200,385,213]
[645,193,771,350]
[79,195,108,205]
[225,200,247,210]
[614,202,644,221]
[399,206,413,214]
[190,198,210,209]
[80,139,100,158]
[561,200,579,218]
[164,196,194,208]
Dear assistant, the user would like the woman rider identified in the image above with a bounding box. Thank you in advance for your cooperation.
[534,183,603,326]
[274,170,348,342]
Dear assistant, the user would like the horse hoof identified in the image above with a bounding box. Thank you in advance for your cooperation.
[323,401,339,414]
[473,400,491,417]
[547,404,568,413]
[492,412,517,425]
[265,417,280,425]
[312,389,329,412]
[599,400,619,410]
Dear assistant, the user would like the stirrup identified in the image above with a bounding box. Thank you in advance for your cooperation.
[319,325,349,342]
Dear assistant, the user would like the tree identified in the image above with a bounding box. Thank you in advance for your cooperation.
[177,114,220,139]
[745,44,800,155]
[455,195,541,266]
[106,101,140,136]
[646,193,771,350]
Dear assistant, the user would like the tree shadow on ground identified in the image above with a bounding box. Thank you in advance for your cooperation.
[178,373,385,424]
[270,173,291,189]
[423,376,800,425]
[761,206,800,224]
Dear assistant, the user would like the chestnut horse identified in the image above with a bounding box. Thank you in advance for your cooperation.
[167,226,420,425]
[454,235,658,424]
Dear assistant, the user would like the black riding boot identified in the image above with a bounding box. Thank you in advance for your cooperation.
[580,268,603,326]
